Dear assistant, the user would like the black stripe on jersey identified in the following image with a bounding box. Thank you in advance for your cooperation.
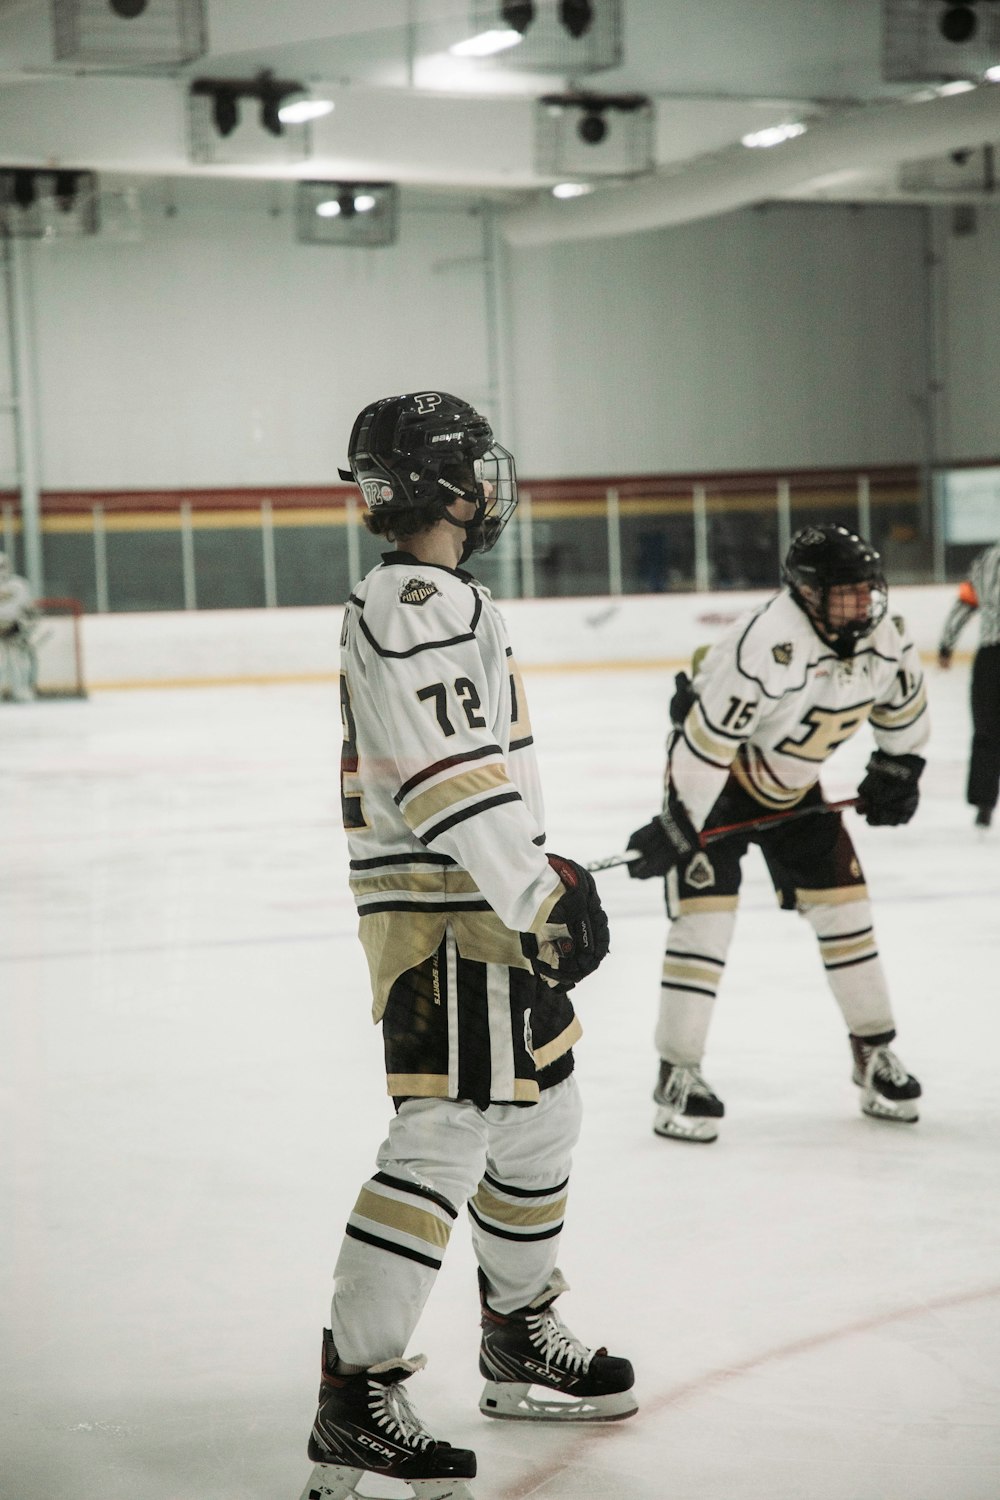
[696,700,753,744]
[350,851,456,870]
[666,948,725,966]
[420,790,523,844]
[395,743,504,804]
[345,1224,442,1270]
[823,953,879,972]
[467,1205,563,1242]
[357,898,492,914]
[358,611,478,660]
[661,980,718,997]
[372,1171,458,1219]
[470,594,483,632]
[510,735,535,752]
[482,1170,569,1199]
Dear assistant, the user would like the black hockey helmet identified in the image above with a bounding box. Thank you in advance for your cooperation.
[339,391,517,557]
[782,523,888,653]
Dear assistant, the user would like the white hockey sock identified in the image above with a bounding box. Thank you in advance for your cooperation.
[801,898,895,1036]
[655,907,736,1065]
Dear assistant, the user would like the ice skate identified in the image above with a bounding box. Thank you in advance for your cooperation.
[974,805,993,829]
[299,1330,476,1500]
[478,1269,637,1422]
[850,1033,921,1123]
[652,1059,724,1142]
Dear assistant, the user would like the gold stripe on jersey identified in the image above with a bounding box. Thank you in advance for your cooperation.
[870,681,928,730]
[795,884,870,908]
[401,763,512,831]
[732,747,812,809]
[353,1185,454,1250]
[531,1015,583,1070]
[471,1184,568,1228]
[686,705,741,767]
[350,869,482,899]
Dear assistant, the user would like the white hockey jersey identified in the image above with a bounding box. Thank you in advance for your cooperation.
[340,552,562,1019]
[670,589,930,831]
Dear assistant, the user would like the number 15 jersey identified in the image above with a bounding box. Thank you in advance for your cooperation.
[670,589,930,831]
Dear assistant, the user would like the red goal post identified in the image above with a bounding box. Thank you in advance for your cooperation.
[34,596,87,699]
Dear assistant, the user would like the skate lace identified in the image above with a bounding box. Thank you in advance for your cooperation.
[526,1307,594,1375]
[868,1046,909,1088]
[368,1380,434,1451]
[665,1065,712,1109]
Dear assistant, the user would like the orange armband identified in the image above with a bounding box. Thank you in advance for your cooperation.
[958,580,979,606]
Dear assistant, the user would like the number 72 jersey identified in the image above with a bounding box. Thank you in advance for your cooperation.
[670,589,930,831]
[339,554,561,1021]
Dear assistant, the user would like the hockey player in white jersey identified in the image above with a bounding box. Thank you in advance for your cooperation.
[0,551,37,702]
[299,393,634,1500]
[625,524,928,1143]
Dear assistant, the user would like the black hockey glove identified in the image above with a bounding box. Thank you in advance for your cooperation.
[626,790,699,879]
[856,750,926,827]
[669,670,697,727]
[521,854,610,990]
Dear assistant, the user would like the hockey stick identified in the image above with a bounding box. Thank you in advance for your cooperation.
[585,798,860,872]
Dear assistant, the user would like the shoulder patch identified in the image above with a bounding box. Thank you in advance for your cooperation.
[399,577,440,606]
[892,613,906,636]
[771,642,794,666]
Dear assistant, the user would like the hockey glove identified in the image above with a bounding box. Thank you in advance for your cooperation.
[521,854,610,989]
[669,670,697,727]
[856,750,926,826]
[626,790,699,879]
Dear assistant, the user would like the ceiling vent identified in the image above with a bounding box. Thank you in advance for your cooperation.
[535,93,654,178]
[51,0,206,68]
[0,168,99,237]
[295,182,399,247]
[455,0,622,74]
[881,0,1000,81]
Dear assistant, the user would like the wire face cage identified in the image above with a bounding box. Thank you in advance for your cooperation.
[0,168,100,238]
[51,0,207,67]
[534,93,654,178]
[295,182,399,247]
[881,0,1000,81]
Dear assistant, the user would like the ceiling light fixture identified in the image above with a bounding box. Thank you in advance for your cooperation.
[558,0,594,38]
[741,121,807,149]
[277,93,334,125]
[939,2,979,43]
[551,181,595,197]
[449,28,524,56]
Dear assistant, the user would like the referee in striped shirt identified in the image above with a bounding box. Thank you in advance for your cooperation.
[938,539,1000,828]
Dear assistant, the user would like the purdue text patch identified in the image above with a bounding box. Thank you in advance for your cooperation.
[400,577,439,606]
[772,642,794,666]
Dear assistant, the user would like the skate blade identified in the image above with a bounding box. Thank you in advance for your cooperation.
[300,1463,475,1500]
[861,1094,919,1123]
[653,1107,718,1143]
[480,1379,637,1422]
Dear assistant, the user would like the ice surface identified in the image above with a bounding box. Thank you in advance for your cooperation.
[1,659,998,1500]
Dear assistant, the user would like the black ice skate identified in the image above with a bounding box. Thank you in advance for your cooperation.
[850,1031,921,1124]
[652,1058,725,1143]
[478,1269,637,1423]
[299,1329,476,1500]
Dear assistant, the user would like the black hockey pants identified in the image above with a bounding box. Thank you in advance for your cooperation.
[967,643,1000,812]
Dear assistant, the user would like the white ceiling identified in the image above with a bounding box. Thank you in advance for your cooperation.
[3,0,1000,242]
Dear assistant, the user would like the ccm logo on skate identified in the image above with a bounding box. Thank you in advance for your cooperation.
[357,1433,395,1459]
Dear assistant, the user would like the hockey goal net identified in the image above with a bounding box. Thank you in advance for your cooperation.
[34,597,87,698]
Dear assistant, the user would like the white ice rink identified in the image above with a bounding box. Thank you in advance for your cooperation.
[2,646,999,1500]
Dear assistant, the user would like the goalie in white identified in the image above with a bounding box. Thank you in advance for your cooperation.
[625,525,929,1142]
[299,393,634,1500]
[0,551,37,703]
